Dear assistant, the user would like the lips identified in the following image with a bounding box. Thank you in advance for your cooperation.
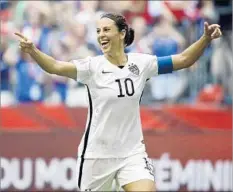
[100,40,110,49]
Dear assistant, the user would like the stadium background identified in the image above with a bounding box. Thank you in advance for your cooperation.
[0,0,232,191]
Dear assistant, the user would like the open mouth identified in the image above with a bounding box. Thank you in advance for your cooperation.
[101,41,110,49]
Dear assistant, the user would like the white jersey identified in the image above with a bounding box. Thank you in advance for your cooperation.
[72,53,158,158]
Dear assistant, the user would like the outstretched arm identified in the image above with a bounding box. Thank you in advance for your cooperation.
[14,32,77,80]
[171,22,222,71]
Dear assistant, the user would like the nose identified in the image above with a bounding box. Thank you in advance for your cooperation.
[98,30,105,38]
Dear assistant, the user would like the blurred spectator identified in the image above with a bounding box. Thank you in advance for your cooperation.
[123,1,153,25]
[21,2,52,54]
[1,1,17,106]
[127,16,150,53]
[149,16,188,103]
[210,0,232,105]
[67,17,97,59]
[151,16,186,54]
[147,1,176,25]
[1,29,11,92]
[11,1,28,29]
[44,35,71,105]
[163,1,197,24]
[5,47,47,103]
[100,1,153,24]
[75,1,103,50]
[1,35,15,106]
[99,1,131,15]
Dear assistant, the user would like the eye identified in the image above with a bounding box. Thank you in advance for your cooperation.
[104,28,110,32]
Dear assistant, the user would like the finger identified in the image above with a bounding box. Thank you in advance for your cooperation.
[14,32,28,41]
[20,43,30,48]
[20,39,26,44]
[18,45,24,51]
[215,28,222,37]
[211,28,219,38]
[20,40,32,47]
[209,24,221,28]
[218,29,222,36]
[206,24,220,33]
[208,25,217,31]
[211,28,222,38]
[208,24,221,33]
[204,22,209,31]
[20,40,26,47]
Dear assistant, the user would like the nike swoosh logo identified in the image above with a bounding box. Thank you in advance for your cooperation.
[102,70,112,74]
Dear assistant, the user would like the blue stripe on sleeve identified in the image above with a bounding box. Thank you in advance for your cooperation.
[157,56,173,74]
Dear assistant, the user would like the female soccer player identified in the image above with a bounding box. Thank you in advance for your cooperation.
[15,13,222,191]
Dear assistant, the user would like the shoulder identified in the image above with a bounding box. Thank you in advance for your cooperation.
[88,55,105,68]
[81,55,106,73]
[90,55,104,61]
[71,55,103,66]
[128,53,157,63]
[128,53,160,77]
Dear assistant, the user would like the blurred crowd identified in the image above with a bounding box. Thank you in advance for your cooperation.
[1,0,232,107]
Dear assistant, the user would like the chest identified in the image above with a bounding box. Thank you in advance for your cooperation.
[90,65,146,101]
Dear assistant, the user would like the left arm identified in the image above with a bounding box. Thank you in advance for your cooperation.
[171,22,222,71]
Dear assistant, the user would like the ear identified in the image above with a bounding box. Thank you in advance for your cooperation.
[120,29,126,40]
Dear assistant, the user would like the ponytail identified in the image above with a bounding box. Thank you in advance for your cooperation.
[124,27,135,47]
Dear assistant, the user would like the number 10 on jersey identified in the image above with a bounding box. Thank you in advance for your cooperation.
[115,78,135,97]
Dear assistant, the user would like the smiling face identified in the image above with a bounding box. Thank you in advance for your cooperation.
[96,17,125,54]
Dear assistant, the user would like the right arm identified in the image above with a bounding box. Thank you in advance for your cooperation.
[14,32,77,80]
[30,47,77,80]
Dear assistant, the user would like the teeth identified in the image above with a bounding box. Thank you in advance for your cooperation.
[101,41,109,44]
[101,42,109,46]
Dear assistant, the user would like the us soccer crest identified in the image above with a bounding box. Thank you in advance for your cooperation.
[128,63,140,75]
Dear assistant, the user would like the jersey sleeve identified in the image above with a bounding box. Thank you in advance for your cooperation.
[70,56,92,84]
[145,55,159,78]
[145,55,173,78]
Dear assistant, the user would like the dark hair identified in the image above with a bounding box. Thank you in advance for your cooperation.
[100,13,135,47]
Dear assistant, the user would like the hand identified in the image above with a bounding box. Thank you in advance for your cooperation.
[203,22,222,41]
[14,32,36,54]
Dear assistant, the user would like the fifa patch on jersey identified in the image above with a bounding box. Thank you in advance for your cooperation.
[128,63,140,76]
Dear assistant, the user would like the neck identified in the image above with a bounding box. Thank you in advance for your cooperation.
[104,48,127,66]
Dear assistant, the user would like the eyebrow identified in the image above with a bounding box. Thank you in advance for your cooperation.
[97,26,112,28]
[96,26,111,30]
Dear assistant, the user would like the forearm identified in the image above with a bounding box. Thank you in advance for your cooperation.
[172,22,221,71]
[30,47,57,74]
[181,35,211,67]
